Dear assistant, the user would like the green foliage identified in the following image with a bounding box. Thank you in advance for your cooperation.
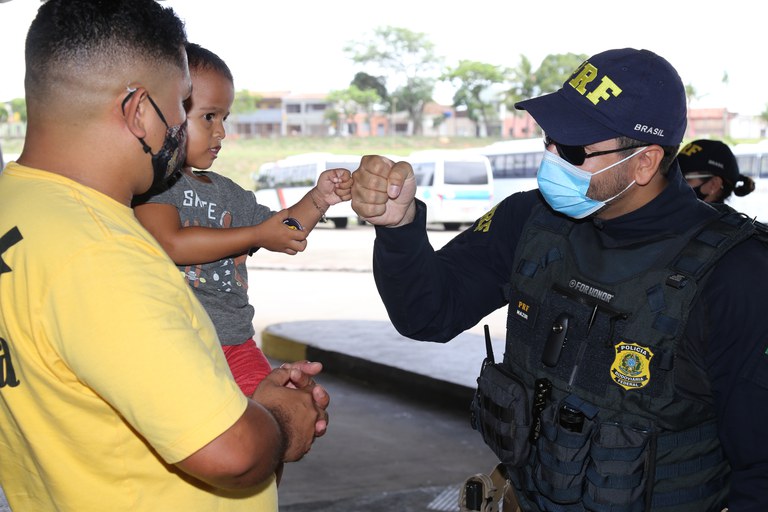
[505,55,537,110]
[9,98,27,122]
[326,86,382,133]
[534,53,588,94]
[344,26,441,78]
[685,83,698,105]
[504,53,587,113]
[0,99,27,123]
[344,26,443,134]
[351,72,388,103]
[443,60,506,136]
[391,77,435,134]
[231,90,262,114]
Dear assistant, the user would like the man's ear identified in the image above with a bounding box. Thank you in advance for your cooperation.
[119,87,148,140]
[633,145,665,186]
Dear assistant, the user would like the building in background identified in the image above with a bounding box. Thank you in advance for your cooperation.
[3,92,767,142]
[227,91,767,141]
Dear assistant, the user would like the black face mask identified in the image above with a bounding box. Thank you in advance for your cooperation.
[122,89,187,193]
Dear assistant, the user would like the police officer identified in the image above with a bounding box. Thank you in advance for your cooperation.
[677,138,755,204]
[349,48,768,511]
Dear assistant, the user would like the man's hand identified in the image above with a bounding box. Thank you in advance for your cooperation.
[280,360,329,437]
[252,367,324,462]
[351,155,417,227]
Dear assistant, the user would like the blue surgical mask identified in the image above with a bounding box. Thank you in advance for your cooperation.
[536,147,647,219]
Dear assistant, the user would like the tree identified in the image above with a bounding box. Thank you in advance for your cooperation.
[344,26,442,135]
[350,72,388,104]
[685,83,699,108]
[505,55,537,111]
[231,90,262,114]
[7,98,27,123]
[442,60,506,137]
[326,85,381,136]
[390,77,435,136]
[505,53,588,108]
[504,53,587,138]
[534,53,588,95]
[503,55,539,138]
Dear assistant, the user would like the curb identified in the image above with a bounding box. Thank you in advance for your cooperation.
[261,325,478,409]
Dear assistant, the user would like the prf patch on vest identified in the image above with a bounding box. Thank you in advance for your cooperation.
[510,291,538,327]
[473,205,498,233]
[610,342,654,390]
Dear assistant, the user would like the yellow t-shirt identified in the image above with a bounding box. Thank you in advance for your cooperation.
[0,163,277,511]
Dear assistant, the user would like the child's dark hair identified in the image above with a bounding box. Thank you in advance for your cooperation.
[186,43,234,83]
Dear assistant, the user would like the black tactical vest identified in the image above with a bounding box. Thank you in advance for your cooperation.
[471,203,761,512]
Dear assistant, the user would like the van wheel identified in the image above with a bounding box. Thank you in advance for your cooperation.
[332,217,348,229]
[443,223,461,231]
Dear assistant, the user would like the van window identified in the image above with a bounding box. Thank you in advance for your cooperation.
[412,162,435,186]
[444,161,489,185]
[326,160,360,172]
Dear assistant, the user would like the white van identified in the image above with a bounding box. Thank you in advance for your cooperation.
[252,153,362,228]
[406,150,494,230]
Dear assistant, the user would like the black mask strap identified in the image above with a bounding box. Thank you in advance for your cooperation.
[121,88,164,155]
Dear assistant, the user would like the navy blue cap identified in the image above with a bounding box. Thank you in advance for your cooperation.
[515,48,687,146]
[677,139,740,186]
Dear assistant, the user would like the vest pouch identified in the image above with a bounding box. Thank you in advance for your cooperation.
[532,402,594,505]
[471,363,531,468]
[583,422,651,512]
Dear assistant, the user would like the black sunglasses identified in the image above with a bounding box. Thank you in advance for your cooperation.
[544,136,650,166]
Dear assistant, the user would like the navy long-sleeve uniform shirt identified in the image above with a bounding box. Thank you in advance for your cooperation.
[372,165,768,511]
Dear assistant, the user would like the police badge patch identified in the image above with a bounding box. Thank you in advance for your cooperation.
[610,342,654,390]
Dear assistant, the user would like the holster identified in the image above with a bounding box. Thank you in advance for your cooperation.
[458,463,521,512]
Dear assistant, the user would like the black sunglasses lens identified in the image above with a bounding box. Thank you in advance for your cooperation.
[545,136,585,166]
[549,139,585,166]
[545,136,588,166]
[561,144,586,166]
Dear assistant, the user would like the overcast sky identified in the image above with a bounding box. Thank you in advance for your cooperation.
[2,1,766,115]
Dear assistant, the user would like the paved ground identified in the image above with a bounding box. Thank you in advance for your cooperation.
[254,224,508,510]
[274,361,499,512]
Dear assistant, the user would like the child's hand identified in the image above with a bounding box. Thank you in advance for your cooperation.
[334,170,353,203]
[316,168,352,206]
[253,212,308,255]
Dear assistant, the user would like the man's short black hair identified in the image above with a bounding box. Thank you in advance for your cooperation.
[617,136,679,177]
[25,0,187,99]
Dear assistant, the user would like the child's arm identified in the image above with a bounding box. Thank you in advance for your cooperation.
[286,168,352,233]
[134,203,309,264]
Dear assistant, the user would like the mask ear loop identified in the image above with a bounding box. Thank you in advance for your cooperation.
[592,146,650,176]
[121,86,154,156]
[121,86,138,113]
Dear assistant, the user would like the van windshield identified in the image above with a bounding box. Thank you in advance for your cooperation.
[444,161,488,185]
[412,162,435,186]
[327,161,360,172]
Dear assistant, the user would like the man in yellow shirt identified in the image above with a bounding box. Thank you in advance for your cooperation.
[0,1,328,510]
